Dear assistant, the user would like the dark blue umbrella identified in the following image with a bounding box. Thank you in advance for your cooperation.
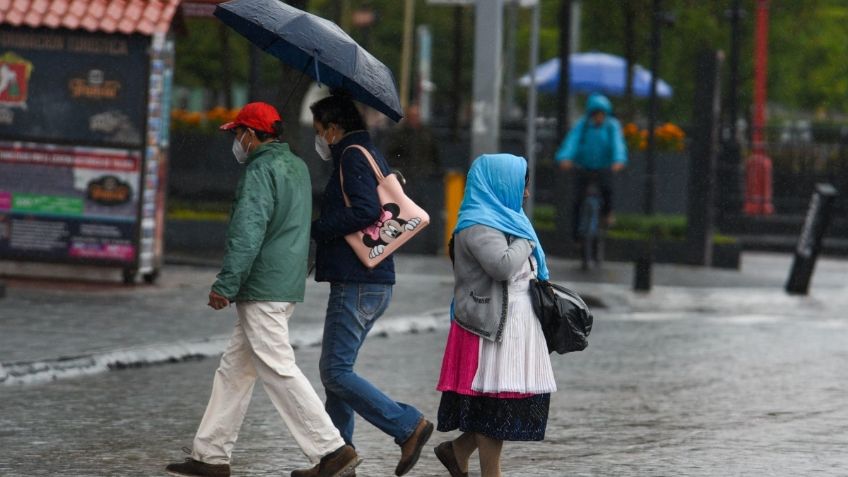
[214,0,403,122]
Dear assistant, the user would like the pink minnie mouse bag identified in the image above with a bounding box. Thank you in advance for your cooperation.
[340,145,430,268]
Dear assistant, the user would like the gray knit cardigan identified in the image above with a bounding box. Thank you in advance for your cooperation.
[452,224,534,342]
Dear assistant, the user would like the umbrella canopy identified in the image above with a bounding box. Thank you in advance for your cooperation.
[214,0,403,122]
[519,52,673,99]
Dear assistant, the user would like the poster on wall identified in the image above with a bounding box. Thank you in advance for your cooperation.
[0,28,148,147]
[137,32,174,275]
[0,141,140,264]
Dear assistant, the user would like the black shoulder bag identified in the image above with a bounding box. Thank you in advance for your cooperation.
[528,260,594,354]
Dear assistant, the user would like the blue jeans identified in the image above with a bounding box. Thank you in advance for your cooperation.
[319,282,422,446]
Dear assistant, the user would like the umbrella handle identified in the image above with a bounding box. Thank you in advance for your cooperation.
[312,50,321,85]
[281,54,316,112]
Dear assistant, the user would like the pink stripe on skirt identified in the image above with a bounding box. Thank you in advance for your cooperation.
[437,321,533,399]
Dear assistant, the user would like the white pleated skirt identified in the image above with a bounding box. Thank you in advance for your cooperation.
[471,261,557,395]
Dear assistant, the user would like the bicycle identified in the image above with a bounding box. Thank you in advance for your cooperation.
[575,171,606,271]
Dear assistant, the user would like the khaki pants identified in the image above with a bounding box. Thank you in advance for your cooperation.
[192,301,344,465]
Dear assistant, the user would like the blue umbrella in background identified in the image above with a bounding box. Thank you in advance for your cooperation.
[519,52,673,99]
[214,0,403,122]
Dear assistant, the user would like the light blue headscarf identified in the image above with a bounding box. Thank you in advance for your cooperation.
[454,154,549,280]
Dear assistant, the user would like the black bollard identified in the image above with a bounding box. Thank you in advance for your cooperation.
[0,280,5,299]
[633,227,656,292]
[633,256,652,292]
[785,183,839,295]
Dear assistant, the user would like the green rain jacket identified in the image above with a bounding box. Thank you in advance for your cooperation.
[211,142,311,302]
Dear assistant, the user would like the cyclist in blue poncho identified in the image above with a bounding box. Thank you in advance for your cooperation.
[555,93,627,240]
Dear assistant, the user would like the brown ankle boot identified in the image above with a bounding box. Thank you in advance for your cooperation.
[395,418,434,476]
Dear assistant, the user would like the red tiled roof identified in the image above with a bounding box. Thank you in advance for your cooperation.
[0,0,181,35]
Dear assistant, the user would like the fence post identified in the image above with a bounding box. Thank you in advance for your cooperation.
[686,50,723,265]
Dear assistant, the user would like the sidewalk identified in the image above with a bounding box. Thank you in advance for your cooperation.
[2,252,847,476]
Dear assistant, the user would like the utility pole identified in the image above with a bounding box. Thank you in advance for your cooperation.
[525,0,541,218]
[556,0,572,138]
[470,0,504,162]
[399,0,416,110]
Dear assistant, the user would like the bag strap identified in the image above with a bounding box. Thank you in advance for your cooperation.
[339,145,385,208]
[528,256,541,282]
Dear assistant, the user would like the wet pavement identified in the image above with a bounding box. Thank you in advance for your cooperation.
[1,252,848,476]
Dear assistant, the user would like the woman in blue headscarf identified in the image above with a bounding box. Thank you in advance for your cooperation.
[434,154,556,477]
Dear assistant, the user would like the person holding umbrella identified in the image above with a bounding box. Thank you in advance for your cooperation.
[211,3,422,475]
[165,102,360,477]
[295,93,432,477]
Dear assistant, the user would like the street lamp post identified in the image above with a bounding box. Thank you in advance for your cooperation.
[635,0,667,292]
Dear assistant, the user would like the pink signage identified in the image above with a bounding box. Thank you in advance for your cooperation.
[69,243,136,262]
[0,191,11,210]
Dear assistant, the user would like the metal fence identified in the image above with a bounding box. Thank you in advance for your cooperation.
[768,138,848,215]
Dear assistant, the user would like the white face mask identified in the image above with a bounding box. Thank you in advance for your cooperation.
[232,130,251,164]
[314,133,332,162]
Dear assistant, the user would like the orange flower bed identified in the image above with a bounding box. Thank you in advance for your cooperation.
[623,122,686,152]
[171,107,240,132]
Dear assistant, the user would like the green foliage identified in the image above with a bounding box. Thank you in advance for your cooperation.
[532,204,556,231]
[609,213,687,240]
[172,0,848,123]
[175,19,250,89]
[167,200,230,222]
[608,213,736,244]
[577,0,848,121]
[768,2,848,114]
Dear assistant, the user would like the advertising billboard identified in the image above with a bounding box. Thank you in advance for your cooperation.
[0,141,140,264]
[0,27,168,273]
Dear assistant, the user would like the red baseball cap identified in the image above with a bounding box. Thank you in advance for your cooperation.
[219,102,281,134]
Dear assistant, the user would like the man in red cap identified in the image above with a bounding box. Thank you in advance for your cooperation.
[167,102,359,477]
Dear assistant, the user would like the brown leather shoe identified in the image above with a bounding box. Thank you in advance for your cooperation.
[290,445,360,477]
[291,463,356,477]
[395,418,434,476]
[434,441,468,477]
[290,465,356,477]
[166,458,230,477]
[290,464,319,477]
